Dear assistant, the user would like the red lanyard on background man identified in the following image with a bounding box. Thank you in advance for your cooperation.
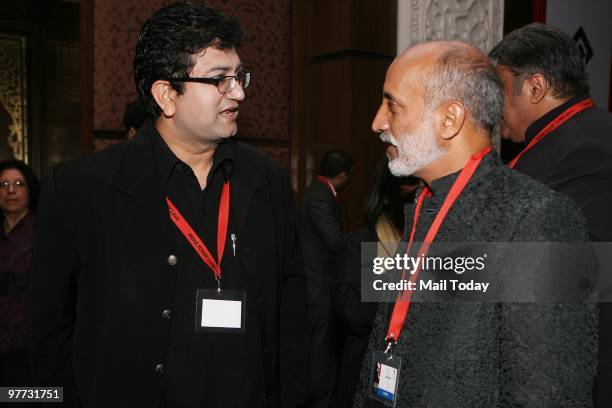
[385,147,492,351]
[166,181,230,290]
[316,175,341,205]
[507,98,594,169]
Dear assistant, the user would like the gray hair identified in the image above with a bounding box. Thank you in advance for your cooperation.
[488,23,589,99]
[424,42,503,134]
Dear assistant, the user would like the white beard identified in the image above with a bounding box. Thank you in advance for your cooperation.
[379,115,445,177]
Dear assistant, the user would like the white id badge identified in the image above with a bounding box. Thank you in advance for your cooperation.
[195,289,246,333]
[369,350,402,407]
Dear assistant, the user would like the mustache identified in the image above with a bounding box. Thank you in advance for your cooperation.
[379,131,397,145]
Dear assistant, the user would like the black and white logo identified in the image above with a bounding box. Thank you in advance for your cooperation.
[573,26,594,65]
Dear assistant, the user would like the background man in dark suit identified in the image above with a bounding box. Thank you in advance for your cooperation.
[298,150,352,408]
[27,3,307,407]
[490,24,612,406]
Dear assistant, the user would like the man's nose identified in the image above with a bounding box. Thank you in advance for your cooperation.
[371,106,388,133]
[227,82,246,101]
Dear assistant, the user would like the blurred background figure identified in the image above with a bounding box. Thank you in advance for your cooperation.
[298,150,353,408]
[123,100,149,139]
[335,156,419,408]
[0,160,39,389]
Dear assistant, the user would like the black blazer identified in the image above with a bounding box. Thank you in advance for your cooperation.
[514,95,612,242]
[26,124,308,407]
[297,179,348,306]
[513,95,612,407]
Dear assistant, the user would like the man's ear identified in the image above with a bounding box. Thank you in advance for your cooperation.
[438,101,466,141]
[523,73,548,104]
[151,80,177,117]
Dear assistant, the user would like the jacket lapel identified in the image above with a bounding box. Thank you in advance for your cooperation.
[131,172,177,249]
[106,124,177,249]
[230,173,254,238]
[227,144,267,237]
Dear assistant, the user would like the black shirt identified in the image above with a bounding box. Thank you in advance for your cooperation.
[151,129,235,284]
[149,129,264,406]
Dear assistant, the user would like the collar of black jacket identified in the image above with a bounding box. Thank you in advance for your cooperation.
[417,149,501,210]
[108,119,251,196]
[524,93,592,145]
[147,119,236,185]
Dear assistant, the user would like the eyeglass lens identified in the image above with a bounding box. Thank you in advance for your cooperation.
[0,180,27,189]
[219,73,250,93]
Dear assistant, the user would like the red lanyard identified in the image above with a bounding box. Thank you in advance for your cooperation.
[508,98,594,169]
[316,175,340,205]
[166,181,230,281]
[385,147,492,347]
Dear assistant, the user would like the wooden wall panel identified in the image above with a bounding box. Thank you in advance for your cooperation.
[309,59,353,150]
[292,0,396,228]
[307,0,351,57]
[351,0,397,55]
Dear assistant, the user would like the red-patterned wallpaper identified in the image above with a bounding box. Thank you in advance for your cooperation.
[93,0,290,142]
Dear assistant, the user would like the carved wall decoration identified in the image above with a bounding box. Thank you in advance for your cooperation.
[400,0,504,52]
[0,32,28,162]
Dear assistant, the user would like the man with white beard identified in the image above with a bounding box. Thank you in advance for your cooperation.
[352,40,598,407]
[378,112,443,178]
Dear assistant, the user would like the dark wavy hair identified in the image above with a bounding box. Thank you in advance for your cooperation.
[134,2,244,117]
[489,23,589,99]
[0,159,40,216]
[364,157,418,230]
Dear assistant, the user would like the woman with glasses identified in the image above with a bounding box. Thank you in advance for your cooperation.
[0,159,39,389]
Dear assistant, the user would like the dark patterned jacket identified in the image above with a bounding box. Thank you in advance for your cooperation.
[353,151,598,408]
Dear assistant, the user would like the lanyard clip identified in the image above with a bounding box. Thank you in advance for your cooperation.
[384,336,397,356]
[216,277,222,293]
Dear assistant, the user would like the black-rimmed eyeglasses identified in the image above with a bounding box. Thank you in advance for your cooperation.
[171,72,251,94]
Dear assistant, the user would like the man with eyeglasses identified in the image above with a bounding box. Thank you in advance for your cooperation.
[27,3,308,407]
